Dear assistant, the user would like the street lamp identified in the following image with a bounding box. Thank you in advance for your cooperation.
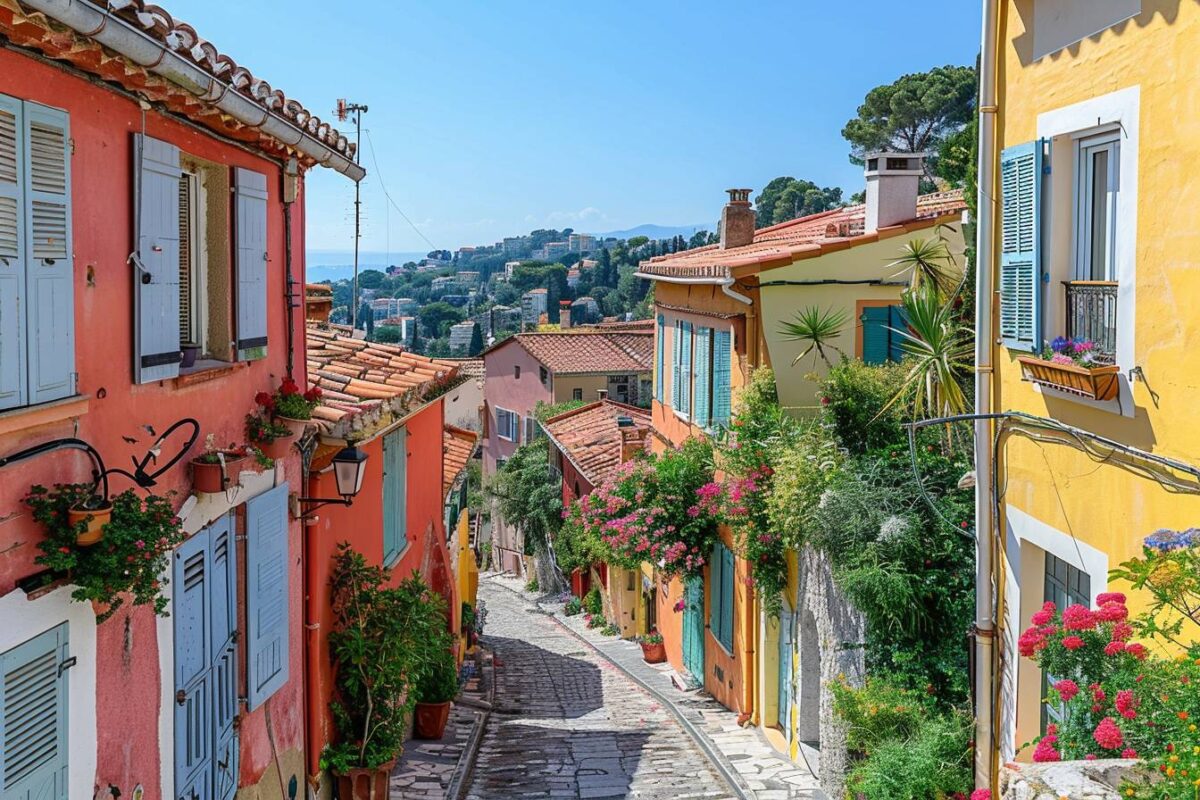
[298,444,369,518]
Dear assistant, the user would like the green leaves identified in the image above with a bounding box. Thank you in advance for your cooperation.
[886,229,962,298]
[779,305,849,368]
[754,177,844,228]
[883,284,973,420]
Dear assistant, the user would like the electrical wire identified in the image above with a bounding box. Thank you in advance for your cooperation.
[362,128,438,252]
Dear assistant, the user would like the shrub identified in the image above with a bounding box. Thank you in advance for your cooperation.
[583,586,603,617]
[563,597,583,616]
[585,613,605,630]
[414,651,459,704]
[525,577,539,594]
[845,711,973,800]
[821,359,910,454]
[601,622,620,637]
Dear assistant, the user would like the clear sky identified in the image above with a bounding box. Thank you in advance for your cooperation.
[163,0,982,255]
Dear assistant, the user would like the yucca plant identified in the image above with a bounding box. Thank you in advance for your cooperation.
[887,226,962,299]
[779,306,848,368]
[882,285,972,422]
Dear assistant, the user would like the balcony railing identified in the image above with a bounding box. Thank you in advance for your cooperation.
[1064,281,1118,364]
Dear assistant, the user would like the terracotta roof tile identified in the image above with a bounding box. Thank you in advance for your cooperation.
[542,401,651,487]
[443,425,478,497]
[637,190,967,279]
[499,330,653,375]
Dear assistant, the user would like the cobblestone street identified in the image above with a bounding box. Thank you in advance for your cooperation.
[466,579,736,799]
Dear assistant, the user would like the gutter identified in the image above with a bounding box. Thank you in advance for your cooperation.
[19,0,365,182]
[633,271,754,307]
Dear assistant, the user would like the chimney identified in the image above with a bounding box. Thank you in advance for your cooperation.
[719,188,755,250]
[619,425,648,463]
[864,152,925,232]
[559,300,572,329]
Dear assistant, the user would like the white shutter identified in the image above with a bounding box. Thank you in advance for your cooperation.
[234,168,268,361]
[23,103,74,404]
[0,95,26,410]
[133,133,182,383]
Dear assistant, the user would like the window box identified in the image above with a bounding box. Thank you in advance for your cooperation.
[1016,355,1120,401]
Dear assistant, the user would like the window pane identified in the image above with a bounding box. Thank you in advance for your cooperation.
[1089,149,1110,280]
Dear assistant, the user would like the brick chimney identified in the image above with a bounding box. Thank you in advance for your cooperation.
[559,300,572,329]
[864,152,925,232]
[719,188,755,250]
[618,422,648,463]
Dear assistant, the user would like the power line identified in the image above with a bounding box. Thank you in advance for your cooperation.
[363,127,438,252]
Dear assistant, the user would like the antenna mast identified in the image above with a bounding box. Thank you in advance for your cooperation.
[336,99,369,330]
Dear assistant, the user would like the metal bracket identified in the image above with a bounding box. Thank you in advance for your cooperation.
[58,656,77,675]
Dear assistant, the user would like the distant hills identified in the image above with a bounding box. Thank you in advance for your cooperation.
[594,223,711,240]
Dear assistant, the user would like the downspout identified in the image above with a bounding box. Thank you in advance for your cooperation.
[303,466,323,787]
[974,0,1001,792]
[20,0,365,181]
[283,162,297,379]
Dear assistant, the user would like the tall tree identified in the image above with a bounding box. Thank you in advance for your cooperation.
[841,64,977,179]
[468,323,484,356]
[755,177,844,228]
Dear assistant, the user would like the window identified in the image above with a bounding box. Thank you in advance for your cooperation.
[709,541,735,652]
[1075,132,1120,282]
[495,407,519,442]
[0,623,69,799]
[0,95,75,412]
[174,156,233,365]
[539,366,549,386]
[572,388,582,401]
[665,316,732,428]
[1042,553,1091,731]
[655,314,665,402]
[383,428,407,566]
[859,304,907,365]
[522,416,537,443]
[514,365,521,379]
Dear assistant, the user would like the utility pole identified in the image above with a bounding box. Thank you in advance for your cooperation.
[336,99,368,330]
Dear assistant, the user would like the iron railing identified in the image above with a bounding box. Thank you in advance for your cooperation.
[1064,281,1118,363]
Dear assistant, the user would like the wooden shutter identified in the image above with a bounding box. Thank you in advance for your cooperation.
[234,168,268,361]
[24,103,73,404]
[679,321,692,417]
[209,518,239,800]
[693,326,712,428]
[246,483,289,709]
[720,545,735,651]
[383,428,407,565]
[860,306,890,365]
[999,141,1045,352]
[887,305,908,362]
[708,542,722,639]
[655,314,664,402]
[1,623,68,799]
[712,328,732,426]
[177,173,194,346]
[133,133,182,383]
[0,95,26,410]
[173,531,212,800]
[671,320,681,411]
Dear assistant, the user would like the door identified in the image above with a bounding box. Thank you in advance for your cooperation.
[174,515,238,800]
[0,623,69,800]
[777,606,794,740]
[682,576,705,681]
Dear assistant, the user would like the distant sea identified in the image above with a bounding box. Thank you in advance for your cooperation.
[305,250,429,283]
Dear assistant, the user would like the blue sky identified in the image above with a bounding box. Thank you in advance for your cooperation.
[164,1,981,255]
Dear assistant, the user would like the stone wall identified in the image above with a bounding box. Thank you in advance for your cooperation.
[999,759,1140,799]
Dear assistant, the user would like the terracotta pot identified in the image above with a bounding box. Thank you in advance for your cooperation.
[68,501,112,547]
[413,700,452,739]
[640,641,667,664]
[333,760,395,800]
[1016,356,1120,402]
[274,416,311,438]
[257,432,295,460]
[191,453,244,493]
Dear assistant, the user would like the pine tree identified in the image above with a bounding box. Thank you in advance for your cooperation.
[468,323,484,356]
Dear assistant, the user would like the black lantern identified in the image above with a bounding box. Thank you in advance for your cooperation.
[298,442,369,519]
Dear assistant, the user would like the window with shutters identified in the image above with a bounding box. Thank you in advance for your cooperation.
[0,94,75,412]
[1,623,68,800]
[857,302,907,365]
[175,155,234,369]
[495,407,518,442]
[383,429,408,566]
[709,541,735,653]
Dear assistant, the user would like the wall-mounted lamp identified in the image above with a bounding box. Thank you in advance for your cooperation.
[297,445,368,519]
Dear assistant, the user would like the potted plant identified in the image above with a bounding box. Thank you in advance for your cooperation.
[64,486,112,547]
[24,484,184,623]
[191,435,246,493]
[638,630,666,663]
[413,649,459,739]
[245,413,295,459]
[326,544,450,799]
[1016,337,1120,401]
[256,378,321,438]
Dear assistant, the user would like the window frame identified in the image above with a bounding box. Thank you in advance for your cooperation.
[495,406,518,442]
[1042,553,1091,732]
[1073,130,1120,282]
[571,388,582,401]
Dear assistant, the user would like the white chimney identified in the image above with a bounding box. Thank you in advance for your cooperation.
[864,152,926,232]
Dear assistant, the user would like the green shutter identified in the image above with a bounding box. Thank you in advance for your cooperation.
[0,95,26,410]
[708,542,722,638]
[383,427,407,565]
[693,327,712,428]
[887,305,908,362]
[1,623,68,800]
[712,328,732,426]
[679,321,692,417]
[999,140,1045,352]
[860,306,890,365]
[246,483,290,709]
[719,545,735,651]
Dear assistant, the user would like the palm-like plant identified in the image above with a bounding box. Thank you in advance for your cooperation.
[882,285,972,420]
[779,306,848,368]
[887,226,961,299]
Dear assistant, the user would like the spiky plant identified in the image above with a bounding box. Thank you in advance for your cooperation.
[887,227,961,299]
[779,306,849,368]
[882,286,972,421]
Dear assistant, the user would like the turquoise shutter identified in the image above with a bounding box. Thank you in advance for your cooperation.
[655,314,664,403]
[887,305,908,362]
[693,327,712,428]
[1000,140,1045,352]
[133,133,181,383]
[24,102,73,404]
[173,530,212,800]
[0,96,26,410]
[679,321,692,417]
[383,427,407,565]
[234,168,268,361]
[209,519,239,800]
[860,306,890,365]
[671,321,681,411]
[0,623,68,800]
[720,545,735,651]
[708,542,722,638]
[712,328,732,426]
[246,483,289,709]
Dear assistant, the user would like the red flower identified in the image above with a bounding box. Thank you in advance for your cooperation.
[1062,635,1085,650]
[255,391,273,408]
[1093,717,1124,750]
[1032,737,1061,762]
[1097,592,1126,606]
[1096,602,1128,622]
[1062,603,1096,630]
[1110,622,1134,641]
[1031,601,1056,626]
[1121,748,1137,759]
[303,387,322,403]
[970,791,992,800]
[1124,642,1148,660]
[1115,689,1138,719]
[1104,641,1126,657]
[1054,679,1079,702]
[280,378,300,395]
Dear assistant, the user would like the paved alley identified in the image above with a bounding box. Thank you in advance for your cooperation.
[466,579,735,800]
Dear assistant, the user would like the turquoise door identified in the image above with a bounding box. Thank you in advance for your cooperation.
[777,608,794,739]
[682,576,705,680]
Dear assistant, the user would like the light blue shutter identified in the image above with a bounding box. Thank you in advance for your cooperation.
[24,103,73,404]
[1,623,68,800]
[246,482,289,709]
[133,133,181,383]
[720,545,735,651]
[234,168,268,361]
[671,321,681,411]
[693,327,712,428]
[712,328,732,426]
[173,530,212,800]
[209,519,239,800]
[383,427,407,565]
[708,542,722,640]
[679,321,692,418]
[777,609,793,739]
[655,314,664,403]
[0,96,26,410]
[1000,141,1045,352]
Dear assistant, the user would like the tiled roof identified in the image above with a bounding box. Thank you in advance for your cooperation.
[3,0,358,175]
[443,425,478,497]
[494,329,653,375]
[444,358,485,379]
[542,401,651,487]
[637,190,966,280]
[306,324,458,439]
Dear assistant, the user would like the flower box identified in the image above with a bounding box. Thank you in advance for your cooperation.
[1017,356,1120,402]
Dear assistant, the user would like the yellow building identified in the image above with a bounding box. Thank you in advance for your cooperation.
[977,0,1200,777]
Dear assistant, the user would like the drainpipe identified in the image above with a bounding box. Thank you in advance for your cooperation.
[303,467,324,785]
[19,0,365,182]
[974,0,1001,792]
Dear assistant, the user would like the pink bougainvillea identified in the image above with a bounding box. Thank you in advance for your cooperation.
[1092,717,1124,750]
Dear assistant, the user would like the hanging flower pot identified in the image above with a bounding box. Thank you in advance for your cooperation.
[255,379,321,439]
[273,416,310,438]
[68,499,112,547]
[191,445,245,493]
[258,431,295,459]
[1017,356,1120,402]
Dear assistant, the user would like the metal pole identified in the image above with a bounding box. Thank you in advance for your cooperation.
[351,106,362,330]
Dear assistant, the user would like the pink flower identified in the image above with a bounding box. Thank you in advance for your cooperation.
[1054,679,1079,702]
[1110,622,1134,641]
[1097,592,1126,606]
[1085,753,1097,760]
[1032,738,1061,762]
[1093,717,1124,750]
[1124,642,1147,660]
[1114,689,1138,719]
[1104,641,1126,657]
[1018,627,1048,657]
[1031,601,1057,626]
[1062,604,1096,630]
[1062,635,1085,650]
[1121,748,1138,759]
[1096,602,1128,622]
[970,791,992,800]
